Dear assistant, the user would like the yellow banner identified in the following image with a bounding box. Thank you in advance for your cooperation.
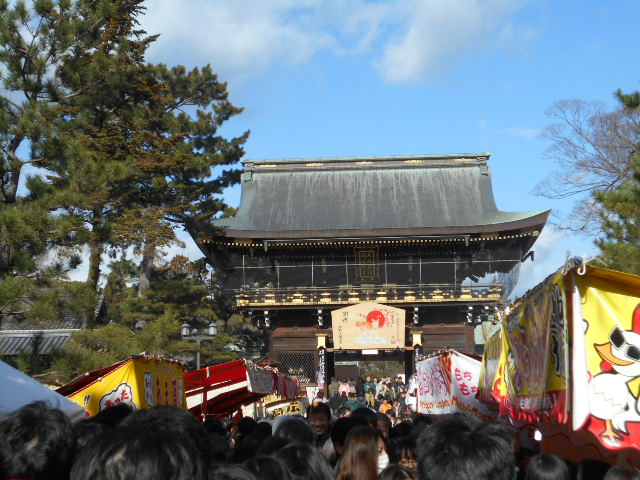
[499,272,569,423]
[478,328,504,407]
[331,302,405,350]
[68,357,186,417]
[575,267,640,450]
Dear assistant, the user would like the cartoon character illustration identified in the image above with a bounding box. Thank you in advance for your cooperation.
[588,305,640,443]
[356,310,386,330]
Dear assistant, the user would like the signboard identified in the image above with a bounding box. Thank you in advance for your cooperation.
[65,357,185,417]
[331,302,405,350]
[497,272,569,424]
[572,267,640,450]
[416,350,495,420]
[317,347,327,388]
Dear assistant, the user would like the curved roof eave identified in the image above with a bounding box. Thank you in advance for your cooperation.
[212,210,550,240]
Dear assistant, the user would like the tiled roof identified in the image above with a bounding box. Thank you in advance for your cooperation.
[211,153,549,239]
[0,312,85,331]
[0,330,79,356]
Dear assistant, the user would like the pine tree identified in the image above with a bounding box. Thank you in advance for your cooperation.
[595,89,640,273]
[0,0,95,323]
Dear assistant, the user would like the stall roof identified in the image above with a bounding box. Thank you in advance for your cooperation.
[184,359,300,417]
[56,354,184,397]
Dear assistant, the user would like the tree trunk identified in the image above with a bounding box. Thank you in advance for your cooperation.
[0,244,11,279]
[138,241,155,297]
[87,240,102,290]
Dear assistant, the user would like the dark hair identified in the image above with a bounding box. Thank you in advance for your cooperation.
[337,406,351,416]
[276,443,334,480]
[378,465,416,480]
[307,402,332,421]
[209,463,259,480]
[75,416,113,451]
[233,424,273,463]
[389,422,412,442]
[93,402,134,425]
[350,406,377,427]
[73,403,134,451]
[257,435,293,456]
[0,401,75,480]
[274,417,315,445]
[337,425,383,480]
[238,416,258,436]
[203,417,226,437]
[393,436,417,465]
[244,455,293,480]
[119,406,212,462]
[525,453,569,480]
[410,414,433,438]
[331,416,368,448]
[416,414,515,480]
[70,425,208,480]
[604,466,640,480]
[376,413,392,435]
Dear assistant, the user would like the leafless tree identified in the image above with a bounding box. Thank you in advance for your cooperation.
[535,99,640,234]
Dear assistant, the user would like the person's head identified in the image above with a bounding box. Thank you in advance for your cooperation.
[244,456,292,480]
[604,466,640,480]
[209,464,259,480]
[394,436,418,472]
[274,417,315,445]
[524,454,569,480]
[0,401,75,480]
[378,465,416,480]
[366,376,371,381]
[306,402,332,437]
[238,416,258,436]
[337,425,387,480]
[275,443,334,480]
[416,414,515,480]
[351,406,377,428]
[337,406,351,417]
[256,435,293,456]
[120,406,212,463]
[410,414,433,439]
[71,425,208,480]
[331,416,368,456]
[376,413,392,439]
[389,422,412,442]
[341,391,348,398]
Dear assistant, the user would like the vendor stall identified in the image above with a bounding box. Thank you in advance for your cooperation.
[480,261,640,465]
[56,354,186,417]
[184,359,300,419]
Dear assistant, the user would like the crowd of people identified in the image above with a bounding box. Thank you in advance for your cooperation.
[324,376,417,419]
[0,398,638,480]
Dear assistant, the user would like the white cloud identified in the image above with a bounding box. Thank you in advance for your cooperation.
[500,126,540,139]
[513,227,598,298]
[373,0,531,83]
[140,0,534,84]
[142,0,337,83]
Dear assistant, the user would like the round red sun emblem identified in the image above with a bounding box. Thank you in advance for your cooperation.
[367,310,386,328]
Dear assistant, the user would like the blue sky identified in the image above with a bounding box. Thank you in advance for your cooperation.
[79,0,640,295]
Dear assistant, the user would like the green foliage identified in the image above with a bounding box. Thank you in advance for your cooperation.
[1,1,248,381]
[50,255,257,383]
[595,88,640,273]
